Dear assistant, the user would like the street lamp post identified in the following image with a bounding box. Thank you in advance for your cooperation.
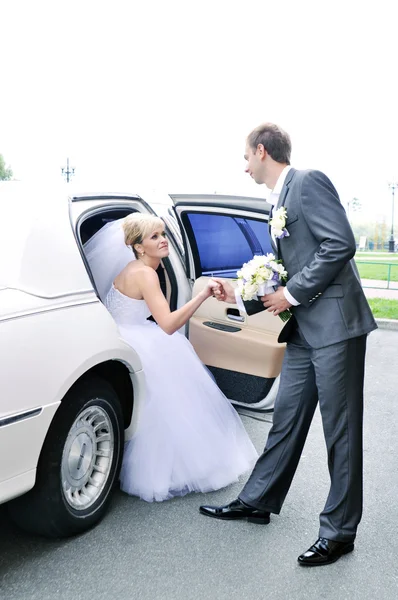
[388,182,397,252]
[61,158,75,183]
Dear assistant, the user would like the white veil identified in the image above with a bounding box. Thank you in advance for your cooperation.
[83,218,136,302]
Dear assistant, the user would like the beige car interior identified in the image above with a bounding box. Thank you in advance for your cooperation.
[190,277,285,379]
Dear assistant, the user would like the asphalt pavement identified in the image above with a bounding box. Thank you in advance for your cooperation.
[0,328,398,600]
[362,280,398,298]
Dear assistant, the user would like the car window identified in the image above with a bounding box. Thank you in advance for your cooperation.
[184,212,272,278]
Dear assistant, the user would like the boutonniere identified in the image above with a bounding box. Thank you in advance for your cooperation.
[269,207,290,239]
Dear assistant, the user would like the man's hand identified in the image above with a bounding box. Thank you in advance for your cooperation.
[260,288,292,316]
[210,278,237,303]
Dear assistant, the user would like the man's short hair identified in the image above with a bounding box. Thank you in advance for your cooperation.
[247,123,291,164]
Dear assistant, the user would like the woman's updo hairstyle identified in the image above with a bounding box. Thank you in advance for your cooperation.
[123,213,164,258]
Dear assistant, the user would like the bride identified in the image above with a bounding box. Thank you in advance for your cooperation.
[84,213,258,502]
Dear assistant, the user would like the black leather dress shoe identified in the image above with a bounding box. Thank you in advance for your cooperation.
[298,537,354,566]
[199,499,270,524]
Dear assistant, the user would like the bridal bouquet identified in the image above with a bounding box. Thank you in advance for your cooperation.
[236,254,291,321]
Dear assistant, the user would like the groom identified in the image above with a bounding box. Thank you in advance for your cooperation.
[199,123,377,566]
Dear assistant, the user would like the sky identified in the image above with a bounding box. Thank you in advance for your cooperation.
[1,0,397,226]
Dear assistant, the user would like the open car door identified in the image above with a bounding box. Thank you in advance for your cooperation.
[171,194,286,412]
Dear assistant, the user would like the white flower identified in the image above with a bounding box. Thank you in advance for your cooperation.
[252,255,267,266]
[236,279,245,294]
[236,254,288,302]
[273,228,284,237]
[270,207,290,240]
[242,282,258,301]
[236,254,291,322]
[240,265,254,281]
[271,216,285,229]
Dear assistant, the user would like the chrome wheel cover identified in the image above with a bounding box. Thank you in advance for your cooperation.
[61,405,115,511]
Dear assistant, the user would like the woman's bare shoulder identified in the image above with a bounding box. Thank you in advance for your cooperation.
[123,262,158,284]
[124,262,154,275]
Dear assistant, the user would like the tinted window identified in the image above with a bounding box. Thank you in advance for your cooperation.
[185,213,272,277]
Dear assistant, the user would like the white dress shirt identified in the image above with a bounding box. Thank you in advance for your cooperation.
[268,165,292,208]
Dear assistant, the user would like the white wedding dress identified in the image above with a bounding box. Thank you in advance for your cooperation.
[105,284,258,502]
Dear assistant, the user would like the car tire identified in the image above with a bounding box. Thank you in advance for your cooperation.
[8,376,124,538]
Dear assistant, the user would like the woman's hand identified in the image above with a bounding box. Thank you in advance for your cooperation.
[208,278,236,303]
[201,278,221,299]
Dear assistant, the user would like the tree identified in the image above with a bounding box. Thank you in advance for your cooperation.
[0,154,13,180]
[346,197,361,223]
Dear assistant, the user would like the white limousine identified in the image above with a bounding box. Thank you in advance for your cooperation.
[0,182,284,537]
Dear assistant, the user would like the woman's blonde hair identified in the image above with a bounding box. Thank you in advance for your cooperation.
[123,213,164,258]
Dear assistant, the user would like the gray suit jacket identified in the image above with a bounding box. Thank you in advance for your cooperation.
[276,168,377,348]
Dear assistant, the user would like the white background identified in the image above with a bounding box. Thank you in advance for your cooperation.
[1,0,397,222]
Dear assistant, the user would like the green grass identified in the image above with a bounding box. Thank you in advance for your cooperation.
[367,298,398,319]
[355,263,398,281]
[355,250,398,281]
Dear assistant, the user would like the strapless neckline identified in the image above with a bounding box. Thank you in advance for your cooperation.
[112,284,145,303]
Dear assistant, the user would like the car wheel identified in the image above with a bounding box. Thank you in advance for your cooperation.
[8,376,124,538]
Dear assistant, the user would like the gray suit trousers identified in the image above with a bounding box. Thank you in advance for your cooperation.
[239,329,367,542]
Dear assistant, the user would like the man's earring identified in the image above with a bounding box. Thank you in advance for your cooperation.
[140,251,145,256]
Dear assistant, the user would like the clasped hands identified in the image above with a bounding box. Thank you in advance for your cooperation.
[208,278,292,316]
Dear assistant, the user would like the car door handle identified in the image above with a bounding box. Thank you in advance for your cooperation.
[226,308,244,322]
[227,314,244,322]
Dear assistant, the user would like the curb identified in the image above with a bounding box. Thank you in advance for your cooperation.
[375,318,398,331]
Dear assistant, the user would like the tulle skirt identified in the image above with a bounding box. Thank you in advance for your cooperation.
[118,321,258,502]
